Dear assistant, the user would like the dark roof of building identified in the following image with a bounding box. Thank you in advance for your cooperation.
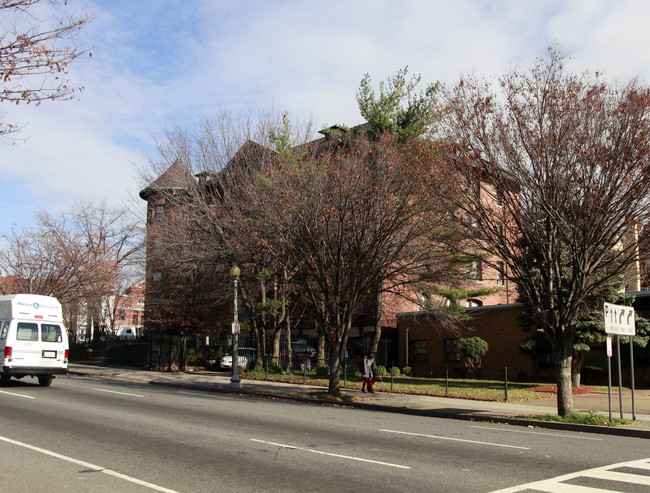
[396,302,523,319]
[139,159,195,200]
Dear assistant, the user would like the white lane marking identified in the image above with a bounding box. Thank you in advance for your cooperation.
[471,425,603,440]
[94,388,143,398]
[0,390,35,399]
[179,391,234,400]
[489,457,650,492]
[250,439,411,469]
[380,429,529,450]
[0,434,178,493]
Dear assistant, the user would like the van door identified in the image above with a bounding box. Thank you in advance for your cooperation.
[13,321,40,368]
[0,320,8,357]
[39,323,65,368]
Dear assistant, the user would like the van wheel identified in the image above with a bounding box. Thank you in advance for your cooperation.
[37,376,53,387]
[0,374,10,385]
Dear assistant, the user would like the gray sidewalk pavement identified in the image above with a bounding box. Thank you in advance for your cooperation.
[66,363,650,439]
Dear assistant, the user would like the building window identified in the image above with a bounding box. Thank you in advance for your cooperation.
[413,340,428,363]
[467,260,482,281]
[154,204,164,220]
[132,313,139,325]
[496,261,505,285]
[444,338,461,362]
[153,271,162,285]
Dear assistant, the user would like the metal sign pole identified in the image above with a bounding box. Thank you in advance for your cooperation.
[604,302,636,421]
[630,336,636,421]
[607,337,612,422]
[616,335,623,419]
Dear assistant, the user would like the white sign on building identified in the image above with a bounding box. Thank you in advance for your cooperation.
[603,302,636,336]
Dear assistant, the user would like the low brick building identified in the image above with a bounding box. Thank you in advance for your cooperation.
[396,304,539,380]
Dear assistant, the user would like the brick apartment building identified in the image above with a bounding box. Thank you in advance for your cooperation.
[139,124,520,367]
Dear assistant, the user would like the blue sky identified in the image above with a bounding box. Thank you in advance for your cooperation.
[2,0,650,234]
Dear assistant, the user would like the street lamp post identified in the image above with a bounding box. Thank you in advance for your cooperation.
[230,264,242,389]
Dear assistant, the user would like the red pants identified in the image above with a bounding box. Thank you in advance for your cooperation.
[362,377,373,391]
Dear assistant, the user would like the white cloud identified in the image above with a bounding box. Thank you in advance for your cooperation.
[2,0,650,235]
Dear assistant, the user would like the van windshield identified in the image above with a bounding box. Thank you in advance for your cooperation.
[17,322,38,341]
[41,324,62,343]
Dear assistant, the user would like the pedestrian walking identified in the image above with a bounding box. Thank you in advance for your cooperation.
[361,351,377,393]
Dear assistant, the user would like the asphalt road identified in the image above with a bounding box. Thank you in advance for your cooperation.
[1,374,648,492]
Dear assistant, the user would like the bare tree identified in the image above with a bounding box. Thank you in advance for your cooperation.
[439,47,650,416]
[252,133,465,394]
[0,0,91,137]
[0,201,144,337]
[139,108,316,360]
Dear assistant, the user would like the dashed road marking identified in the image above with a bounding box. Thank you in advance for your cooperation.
[471,425,603,440]
[94,388,143,398]
[0,434,178,493]
[250,438,411,469]
[380,429,529,449]
[0,390,34,399]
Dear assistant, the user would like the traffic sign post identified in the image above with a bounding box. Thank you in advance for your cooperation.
[603,302,636,420]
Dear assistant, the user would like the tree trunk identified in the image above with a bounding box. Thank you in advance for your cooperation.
[554,337,574,416]
[370,290,382,355]
[571,350,584,388]
[317,331,326,367]
[328,321,351,395]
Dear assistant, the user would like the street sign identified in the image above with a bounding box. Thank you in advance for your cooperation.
[606,337,613,357]
[231,321,240,334]
[603,302,636,336]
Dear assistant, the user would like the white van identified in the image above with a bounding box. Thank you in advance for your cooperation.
[0,294,69,386]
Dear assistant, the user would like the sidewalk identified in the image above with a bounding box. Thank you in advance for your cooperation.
[66,363,650,439]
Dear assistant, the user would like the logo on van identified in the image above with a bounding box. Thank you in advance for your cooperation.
[16,301,58,310]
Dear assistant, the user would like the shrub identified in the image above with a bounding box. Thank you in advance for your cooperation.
[376,365,387,377]
[402,366,412,376]
[267,361,285,374]
[390,366,400,377]
[516,371,528,382]
[184,348,198,365]
[315,365,330,377]
[455,337,488,368]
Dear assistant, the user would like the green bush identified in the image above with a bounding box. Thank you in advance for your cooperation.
[267,361,285,374]
[105,343,147,367]
[184,348,198,365]
[376,365,387,377]
[402,366,412,376]
[455,337,488,367]
[390,366,401,376]
[315,365,330,377]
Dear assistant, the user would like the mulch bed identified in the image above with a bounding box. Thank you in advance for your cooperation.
[526,385,597,395]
